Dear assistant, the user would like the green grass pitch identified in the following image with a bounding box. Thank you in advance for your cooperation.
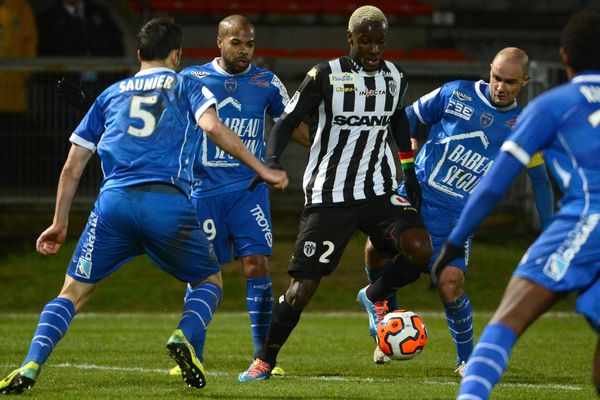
[0,312,596,399]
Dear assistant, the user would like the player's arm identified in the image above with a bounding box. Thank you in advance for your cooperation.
[36,144,93,256]
[291,122,311,148]
[198,107,288,190]
[525,153,554,229]
[390,106,421,209]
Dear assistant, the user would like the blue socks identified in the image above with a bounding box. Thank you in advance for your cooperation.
[365,261,399,310]
[23,297,75,366]
[178,282,222,362]
[246,276,274,358]
[444,293,474,365]
[458,323,517,400]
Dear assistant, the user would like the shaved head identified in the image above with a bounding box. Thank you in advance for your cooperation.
[218,15,254,38]
[492,47,529,76]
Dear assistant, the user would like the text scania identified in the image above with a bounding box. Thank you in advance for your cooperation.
[333,115,391,126]
[251,204,272,247]
[440,144,493,193]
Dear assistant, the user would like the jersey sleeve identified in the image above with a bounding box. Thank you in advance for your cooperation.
[500,97,558,166]
[267,73,289,121]
[187,79,217,122]
[280,63,326,128]
[70,99,105,152]
[412,85,448,125]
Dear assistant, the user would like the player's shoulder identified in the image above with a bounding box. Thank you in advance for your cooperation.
[180,61,213,79]
[382,59,406,75]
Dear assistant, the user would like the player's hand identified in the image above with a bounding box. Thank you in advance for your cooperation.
[248,156,285,191]
[430,242,464,287]
[36,224,68,256]
[57,78,93,112]
[403,168,422,210]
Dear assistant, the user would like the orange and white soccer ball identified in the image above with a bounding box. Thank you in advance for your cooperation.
[376,310,427,360]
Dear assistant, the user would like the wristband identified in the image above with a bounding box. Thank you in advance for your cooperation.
[398,151,415,171]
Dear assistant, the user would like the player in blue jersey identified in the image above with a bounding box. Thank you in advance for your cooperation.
[360,47,555,372]
[0,17,287,395]
[431,9,600,399]
[174,15,307,377]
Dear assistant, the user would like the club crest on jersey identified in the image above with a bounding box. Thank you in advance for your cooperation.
[303,241,316,257]
[480,112,494,128]
[387,80,397,96]
[390,194,411,207]
[329,72,356,85]
[224,78,237,92]
[505,118,516,128]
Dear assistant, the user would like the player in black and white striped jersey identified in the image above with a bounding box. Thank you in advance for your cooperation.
[239,5,433,381]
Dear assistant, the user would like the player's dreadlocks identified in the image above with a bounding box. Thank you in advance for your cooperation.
[348,5,387,33]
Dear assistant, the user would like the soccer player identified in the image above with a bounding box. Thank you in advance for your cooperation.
[431,9,600,399]
[238,5,432,381]
[173,15,308,377]
[361,47,555,371]
[0,17,287,395]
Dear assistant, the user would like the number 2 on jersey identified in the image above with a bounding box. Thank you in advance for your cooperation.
[128,95,159,137]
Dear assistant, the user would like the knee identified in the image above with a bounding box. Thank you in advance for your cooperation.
[242,254,269,278]
[285,278,320,311]
[399,228,432,268]
[437,267,465,303]
[365,238,387,269]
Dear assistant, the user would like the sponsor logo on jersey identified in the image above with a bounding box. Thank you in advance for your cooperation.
[445,99,474,121]
[336,86,356,92]
[387,79,397,96]
[250,73,270,87]
[303,241,316,257]
[579,85,600,103]
[480,112,494,128]
[224,78,237,92]
[75,211,98,279]
[504,118,517,128]
[329,72,356,85]
[543,214,600,281]
[428,131,492,198]
[390,194,411,207]
[250,204,273,247]
[284,91,300,114]
[271,75,290,103]
[359,89,386,97]
[190,70,210,79]
[333,114,391,126]
[452,90,472,102]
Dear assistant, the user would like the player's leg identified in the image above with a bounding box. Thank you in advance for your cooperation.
[458,276,562,399]
[364,238,398,310]
[239,206,357,381]
[1,189,140,394]
[228,187,276,361]
[141,188,222,389]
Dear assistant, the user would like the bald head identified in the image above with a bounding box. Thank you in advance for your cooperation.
[488,47,530,107]
[492,47,529,76]
[218,15,254,38]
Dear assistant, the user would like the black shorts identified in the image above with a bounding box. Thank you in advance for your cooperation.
[288,194,425,280]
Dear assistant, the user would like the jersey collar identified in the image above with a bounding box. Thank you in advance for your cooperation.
[474,80,517,112]
[135,67,175,77]
[211,58,252,76]
[572,71,600,83]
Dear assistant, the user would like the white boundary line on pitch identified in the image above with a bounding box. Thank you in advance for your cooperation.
[0,363,583,391]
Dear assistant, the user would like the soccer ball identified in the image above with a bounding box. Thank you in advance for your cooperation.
[376,310,427,360]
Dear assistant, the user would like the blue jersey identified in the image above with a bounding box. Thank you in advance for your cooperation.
[181,59,289,197]
[502,72,600,217]
[70,67,216,195]
[409,80,520,213]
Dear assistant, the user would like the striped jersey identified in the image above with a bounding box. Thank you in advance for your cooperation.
[282,56,407,206]
[70,67,216,195]
[181,59,289,197]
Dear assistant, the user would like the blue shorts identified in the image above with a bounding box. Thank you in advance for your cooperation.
[420,202,472,273]
[67,186,220,284]
[515,213,600,331]
[192,185,272,264]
